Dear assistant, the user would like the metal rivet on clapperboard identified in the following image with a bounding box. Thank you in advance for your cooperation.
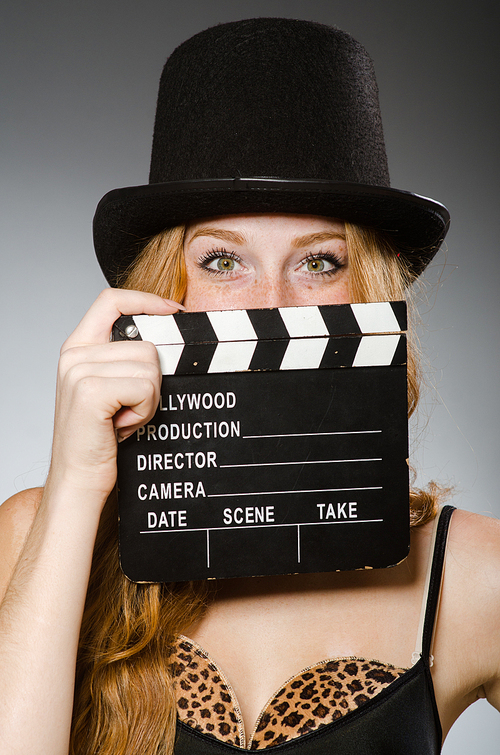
[125,324,139,339]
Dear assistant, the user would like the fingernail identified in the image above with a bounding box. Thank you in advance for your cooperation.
[163,298,186,310]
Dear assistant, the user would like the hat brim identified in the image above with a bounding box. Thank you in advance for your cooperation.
[93,178,450,285]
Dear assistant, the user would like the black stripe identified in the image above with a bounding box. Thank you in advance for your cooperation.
[391,335,407,366]
[248,338,289,371]
[173,311,218,344]
[247,308,290,340]
[390,301,407,331]
[319,335,361,368]
[318,303,361,335]
[175,343,218,374]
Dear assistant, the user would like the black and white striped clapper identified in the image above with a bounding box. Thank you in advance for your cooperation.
[113,301,407,375]
[114,301,410,582]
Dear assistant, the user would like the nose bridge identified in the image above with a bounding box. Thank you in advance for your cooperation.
[253,267,293,308]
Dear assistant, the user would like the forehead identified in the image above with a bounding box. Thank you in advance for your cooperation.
[184,213,345,243]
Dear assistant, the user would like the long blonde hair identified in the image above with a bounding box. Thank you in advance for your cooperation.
[70,220,442,755]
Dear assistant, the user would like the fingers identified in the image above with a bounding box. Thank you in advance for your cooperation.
[49,288,174,495]
[60,355,161,393]
[50,371,160,494]
[62,288,184,351]
[57,345,162,440]
[58,340,159,376]
[70,375,159,429]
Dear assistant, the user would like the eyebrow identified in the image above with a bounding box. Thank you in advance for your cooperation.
[187,228,246,245]
[187,228,346,247]
[291,231,346,249]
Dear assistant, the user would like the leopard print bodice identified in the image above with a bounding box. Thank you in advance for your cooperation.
[169,508,455,754]
[168,635,408,750]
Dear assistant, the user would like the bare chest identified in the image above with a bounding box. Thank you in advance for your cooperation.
[184,566,426,736]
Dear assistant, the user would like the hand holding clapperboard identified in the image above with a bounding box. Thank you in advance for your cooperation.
[113,301,408,582]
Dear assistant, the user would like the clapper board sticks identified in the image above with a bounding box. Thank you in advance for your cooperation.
[113,301,409,582]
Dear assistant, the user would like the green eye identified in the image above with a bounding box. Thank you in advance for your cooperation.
[300,254,343,275]
[217,257,235,271]
[306,258,325,272]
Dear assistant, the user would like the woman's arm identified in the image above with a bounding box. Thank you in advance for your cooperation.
[0,288,179,755]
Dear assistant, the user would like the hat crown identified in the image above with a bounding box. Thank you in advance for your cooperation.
[93,18,450,286]
[149,18,390,187]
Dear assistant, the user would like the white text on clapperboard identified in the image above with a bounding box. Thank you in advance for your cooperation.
[133,390,358,530]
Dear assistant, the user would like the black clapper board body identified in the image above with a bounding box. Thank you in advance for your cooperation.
[112,301,409,582]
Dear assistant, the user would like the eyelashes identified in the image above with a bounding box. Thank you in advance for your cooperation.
[300,252,345,275]
[196,247,346,277]
[196,248,241,275]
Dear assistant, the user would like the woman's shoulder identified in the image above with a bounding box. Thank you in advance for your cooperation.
[448,508,500,645]
[413,506,500,576]
[447,507,500,583]
[438,508,500,714]
[442,508,500,631]
[0,487,43,602]
[0,486,42,527]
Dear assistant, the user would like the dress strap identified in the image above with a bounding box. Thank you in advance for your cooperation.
[411,505,456,667]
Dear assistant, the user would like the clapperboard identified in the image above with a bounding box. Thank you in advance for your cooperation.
[113,301,409,582]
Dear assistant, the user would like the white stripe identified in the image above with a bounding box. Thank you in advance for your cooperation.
[279,305,329,337]
[208,341,257,373]
[353,335,400,367]
[207,309,257,341]
[156,344,185,374]
[133,314,184,345]
[280,337,328,370]
[350,302,400,333]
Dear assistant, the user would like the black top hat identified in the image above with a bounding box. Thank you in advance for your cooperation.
[93,18,449,285]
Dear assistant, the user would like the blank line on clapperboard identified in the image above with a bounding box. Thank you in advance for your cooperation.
[241,430,382,439]
[219,458,381,468]
[141,485,383,567]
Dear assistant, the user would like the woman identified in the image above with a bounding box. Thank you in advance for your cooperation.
[0,18,498,755]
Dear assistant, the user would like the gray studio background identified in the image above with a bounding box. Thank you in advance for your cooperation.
[2,1,499,750]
